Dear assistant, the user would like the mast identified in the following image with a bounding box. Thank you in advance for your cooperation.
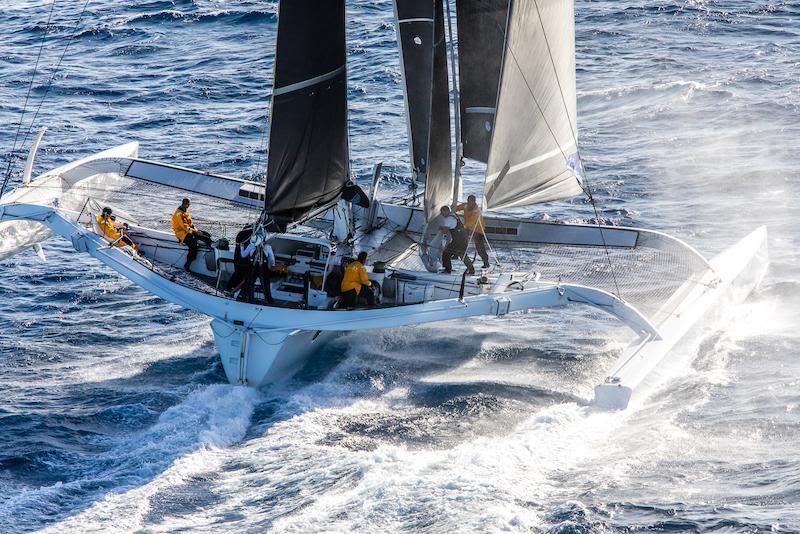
[444,0,462,206]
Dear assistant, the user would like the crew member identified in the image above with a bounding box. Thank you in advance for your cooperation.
[432,205,457,242]
[442,218,475,275]
[225,225,253,294]
[340,251,375,308]
[240,238,276,304]
[97,207,138,254]
[172,198,212,270]
[455,194,490,269]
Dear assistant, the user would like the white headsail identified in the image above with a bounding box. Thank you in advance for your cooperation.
[484,0,583,210]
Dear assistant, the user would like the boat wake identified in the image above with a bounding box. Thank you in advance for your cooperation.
[1,383,259,532]
[0,283,785,532]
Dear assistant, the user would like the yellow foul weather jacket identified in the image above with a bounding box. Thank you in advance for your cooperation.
[171,208,193,243]
[96,214,138,252]
[456,204,485,235]
[341,261,370,295]
[96,214,121,241]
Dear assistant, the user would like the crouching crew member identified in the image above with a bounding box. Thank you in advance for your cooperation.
[172,198,212,270]
[97,207,139,254]
[340,251,375,308]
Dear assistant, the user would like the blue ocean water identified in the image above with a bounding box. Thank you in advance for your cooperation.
[1,0,799,531]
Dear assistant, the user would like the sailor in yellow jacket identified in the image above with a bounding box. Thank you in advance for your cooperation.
[172,198,212,270]
[340,251,375,308]
[455,194,490,269]
[96,207,138,254]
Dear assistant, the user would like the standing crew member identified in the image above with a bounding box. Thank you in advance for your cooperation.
[442,219,475,275]
[97,207,139,254]
[225,224,254,294]
[172,198,212,270]
[340,251,375,308]
[455,195,490,269]
[240,239,276,304]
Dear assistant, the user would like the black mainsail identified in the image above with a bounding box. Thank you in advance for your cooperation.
[456,0,509,163]
[265,0,350,226]
[394,0,453,221]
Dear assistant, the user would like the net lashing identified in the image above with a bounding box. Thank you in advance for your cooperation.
[385,233,710,327]
[100,177,263,241]
[489,240,710,326]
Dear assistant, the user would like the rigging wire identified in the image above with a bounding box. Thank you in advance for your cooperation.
[252,113,270,183]
[529,0,622,298]
[496,0,623,299]
[14,0,93,166]
[0,0,57,201]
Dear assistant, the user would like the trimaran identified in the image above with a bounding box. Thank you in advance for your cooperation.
[0,0,767,409]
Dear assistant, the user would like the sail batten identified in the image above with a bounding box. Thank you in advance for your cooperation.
[272,66,346,97]
[265,0,350,226]
[483,0,583,210]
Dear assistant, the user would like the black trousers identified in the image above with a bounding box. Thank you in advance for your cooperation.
[442,244,475,274]
[182,230,212,268]
[237,262,273,304]
[226,262,250,292]
[471,232,489,267]
[340,285,375,308]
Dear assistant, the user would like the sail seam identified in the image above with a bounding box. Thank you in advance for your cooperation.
[485,140,576,182]
[488,170,573,208]
[272,65,345,97]
[501,44,569,170]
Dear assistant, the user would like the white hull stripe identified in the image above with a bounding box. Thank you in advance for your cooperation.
[398,17,434,23]
[272,65,345,97]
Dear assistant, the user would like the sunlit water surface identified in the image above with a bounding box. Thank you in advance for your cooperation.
[1,1,798,531]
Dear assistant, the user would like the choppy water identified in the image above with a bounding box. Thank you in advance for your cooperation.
[1,0,798,531]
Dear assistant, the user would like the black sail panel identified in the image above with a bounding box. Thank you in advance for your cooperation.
[424,0,453,220]
[266,0,349,224]
[394,0,452,221]
[394,0,436,177]
[456,0,509,163]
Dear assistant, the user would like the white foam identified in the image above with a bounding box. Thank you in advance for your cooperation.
[38,384,260,532]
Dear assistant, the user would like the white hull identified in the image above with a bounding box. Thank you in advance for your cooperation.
[211,321,338,386]
[594,226,768,409]
[0,143,769,405]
